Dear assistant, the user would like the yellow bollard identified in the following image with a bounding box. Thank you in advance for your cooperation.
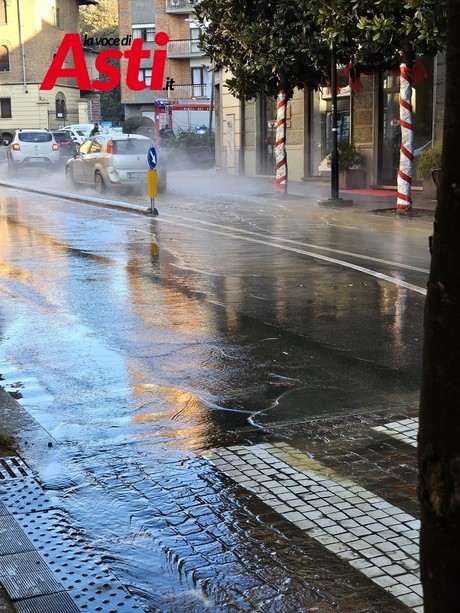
[148,168,157,199]
[147,168,158,215]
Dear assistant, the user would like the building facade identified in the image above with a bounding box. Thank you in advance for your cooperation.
[217,54,446,189]
[119,0,212,138]
[0,0,97,141]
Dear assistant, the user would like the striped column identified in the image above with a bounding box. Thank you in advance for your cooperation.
[275,89,287,194]
[396,64,414,211]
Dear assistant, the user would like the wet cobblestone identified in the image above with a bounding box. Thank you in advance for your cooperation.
[1,390,423,612]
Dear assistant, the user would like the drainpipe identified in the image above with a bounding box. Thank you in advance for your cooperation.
[17,0,28,93]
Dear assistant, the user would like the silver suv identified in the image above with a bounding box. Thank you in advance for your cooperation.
[7,128,60,175]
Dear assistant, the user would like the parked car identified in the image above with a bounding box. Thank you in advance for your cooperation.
[65,133,167,195]
[63,124,115,138]
[60,127,87,146]
[7,128,60,175]
[51,129,78,163]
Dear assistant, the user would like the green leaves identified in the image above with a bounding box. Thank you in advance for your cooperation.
[196,0,447,99]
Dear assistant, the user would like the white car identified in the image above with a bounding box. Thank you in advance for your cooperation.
[7,128,60,175]
[60,127,86,146]
[65,133,167,195]
[64,124,115,138]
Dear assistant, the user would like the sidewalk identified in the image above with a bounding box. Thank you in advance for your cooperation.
[0,385,143,613]
[0,158,438,218]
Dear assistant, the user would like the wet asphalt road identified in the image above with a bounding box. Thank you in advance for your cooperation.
[0,167,432,611]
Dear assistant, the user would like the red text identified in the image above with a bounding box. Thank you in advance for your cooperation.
[40,32,169,92]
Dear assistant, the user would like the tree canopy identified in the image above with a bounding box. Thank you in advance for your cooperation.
[79,0,118,38]
[316,0,446,72]
[196,0,447,98]
[79,0,122,125]
[195,0,332,100]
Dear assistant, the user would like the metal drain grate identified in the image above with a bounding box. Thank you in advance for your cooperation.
[14,591,80,613]
[0,551,65,600]
[1,506,143,611]
[0,467,143,611]
[0,477,53,515]
[0,456,31,480]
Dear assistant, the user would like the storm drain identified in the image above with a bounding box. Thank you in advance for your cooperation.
[0,457,143,612]
[0,456,31,480]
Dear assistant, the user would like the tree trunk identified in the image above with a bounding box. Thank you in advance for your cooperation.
[419,0,460,609]
[396,55,415,211]
[274,75,288,193]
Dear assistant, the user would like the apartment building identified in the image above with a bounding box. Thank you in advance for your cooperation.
[119,0,212,138]
[0,0,97,141]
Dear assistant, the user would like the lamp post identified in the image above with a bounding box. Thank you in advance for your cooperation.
[318,48,353,207]
[330,48,339,200]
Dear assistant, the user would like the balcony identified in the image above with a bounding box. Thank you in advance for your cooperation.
[165,0,198,13]
[167,39,204,59]
[159,83,210,100]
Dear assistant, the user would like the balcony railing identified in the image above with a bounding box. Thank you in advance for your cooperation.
[159,83,210,100]
[165,0,198,13]
[167,39,204,58]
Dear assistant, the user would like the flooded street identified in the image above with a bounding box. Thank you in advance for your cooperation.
[0,174,432,611]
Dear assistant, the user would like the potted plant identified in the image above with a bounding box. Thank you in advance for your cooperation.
[416,146,442,199]
[327,140,366,189]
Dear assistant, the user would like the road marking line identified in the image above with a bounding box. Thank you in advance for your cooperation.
[134,220,427,296]
[161,213,430,274]
[203,442,423,612]
[373,418,418,447]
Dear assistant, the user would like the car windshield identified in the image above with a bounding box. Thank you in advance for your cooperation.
[18,132,52,143]
[113,139,150,155]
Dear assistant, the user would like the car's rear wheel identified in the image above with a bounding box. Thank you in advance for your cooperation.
[94,172,106,194]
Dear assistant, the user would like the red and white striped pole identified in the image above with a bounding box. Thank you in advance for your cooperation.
[275,89,287,194]
[396,63,414,211]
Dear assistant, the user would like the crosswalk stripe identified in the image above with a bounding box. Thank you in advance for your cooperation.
[203,441,422,612]
[372,418,418,447]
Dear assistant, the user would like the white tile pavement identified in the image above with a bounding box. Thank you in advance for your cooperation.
[203,440,422,612]
[372,418,418,448]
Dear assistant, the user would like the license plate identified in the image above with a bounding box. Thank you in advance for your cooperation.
[128,172,146,179]
[28,157,44,162]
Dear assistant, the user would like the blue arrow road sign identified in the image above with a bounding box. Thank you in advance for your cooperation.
[147,146,157,169]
